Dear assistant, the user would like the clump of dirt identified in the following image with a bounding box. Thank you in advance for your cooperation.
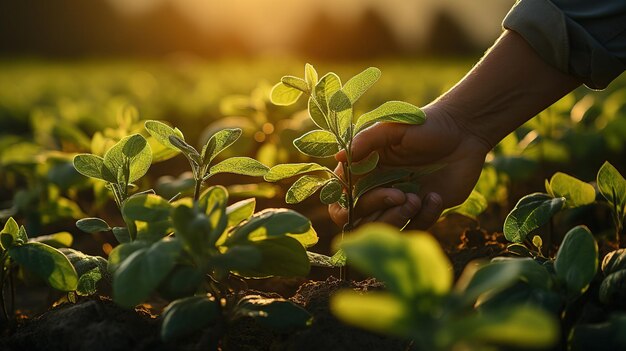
[447,228,507,278]
[276,276,411,351]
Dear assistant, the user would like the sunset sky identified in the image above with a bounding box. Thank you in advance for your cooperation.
[107,0,516,53]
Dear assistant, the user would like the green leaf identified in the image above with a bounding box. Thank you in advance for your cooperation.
[168,136,200,165]
[264,163,330,182]
[30,231,73,248]
[503,193,566,243]
[354,101,425,134]
[350,151,379,175]
[443,306,558,349]
[113,237,182,308]
[330,248,347,266]
[198,185,228,213]
[102,134,152,184]
[309,72,342,130]
[112,227,131,244]
[597,161,626,210]
[547,172,595,208]
[342,67,381,104]
[270,82,303,106]
[599,269,626,307]
[601,248,626,275]
[293,130,340,158]
[225,208,311,246]
[209,157,268,177]
[122,194,172,222]
[331,291,409,337]
[441,190,488,220]
[76,217,111,234]
[233,295,312,331]
[212,245,263,272]
[338,223,452,298]
[161,296,220,342]
[353,169,411,200]
[77,267,102,296]
[328,90,353,140]
[231,237,310,278]
[281,76,308,93]
[1,217,22,248]
[9,242,78,291]
[202,128,243,165]
[320,179,343,205]
[288,226,319,248]
[304,63,318,90]
[171,205,213,258]
[226,198,256,227]
[286,175,330,204]
[107,240,148,272]
[554,226,598,298]
[144,120,185,152]
[73,154,106,181]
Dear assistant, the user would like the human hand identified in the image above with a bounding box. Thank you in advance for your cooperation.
[328,104,491,230]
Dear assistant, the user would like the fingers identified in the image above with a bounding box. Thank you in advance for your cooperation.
[405,192,444,230]
[335,123,406,163]
[328,187,407,227]
[375,193,421,228]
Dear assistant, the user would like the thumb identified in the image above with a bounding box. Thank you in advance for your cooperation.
[343,123,407,162]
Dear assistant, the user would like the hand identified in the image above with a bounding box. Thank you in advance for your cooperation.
[329,104,491,230]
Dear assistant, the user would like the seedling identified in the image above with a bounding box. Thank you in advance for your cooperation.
[596,161,626,246]
[0,218,78,324]
[330,223,559,350]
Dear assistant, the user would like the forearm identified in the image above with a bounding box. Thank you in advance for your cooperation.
[427,30,581,149]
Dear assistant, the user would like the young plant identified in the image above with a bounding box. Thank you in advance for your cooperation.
[108,186,315,343]
[597,161,626,246]
[145,120,268,201]
[329,223,559,350]
[0,218,77,324]
[266,64,425,256]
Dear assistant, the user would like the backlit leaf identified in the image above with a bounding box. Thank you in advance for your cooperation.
[76,217,111,234]
[331,291,409,337]
[597,161,626,210]
[270,82,302,106]
[304,63,318,90]
[328,90,352,140]
[202,128,242,164]
[264,163,330,182]
[442,190,488,220]
[342,67,381,104]
[9,242,78,291]
[73,154,106,181]
[354,101,425,134]
[320,179,343,204]
[286,175,330,204]
[225,208,311,245]
[353,169,411,200]
[209,157,268,177]
[308,72,342,130]
[231,237,310,278]
[293,130,339,158]
[281,76,308,93]
[547,172,595,208]
[226,198,256,227]
[122,194,172,222]
[102,134,152,184]
[144,120,185,152]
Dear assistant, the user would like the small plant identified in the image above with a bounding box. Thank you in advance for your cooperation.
[329,223,559,350]
[597,161,626,246]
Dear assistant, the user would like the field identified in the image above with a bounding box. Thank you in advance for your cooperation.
[1,58,626,350]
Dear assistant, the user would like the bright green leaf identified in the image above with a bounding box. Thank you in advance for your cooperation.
[122,194,172,222]
[441,190,488,220]
[226,208,311,245]
[144,120,185,152]
[232,236,310,278]
[73,154,106,181]
[9,242,78,291]
[209,157,268,177]
[102,134,152,184]
[304,63,318,90]
[309,72,342,130]
[202,128,243,164]
[286,175,330,204]
[338,223,452,298]
[293,130,339,158]
[548,172,595,208]
[264,163,330,182]
[270,82,303,106]
[597,161,626,211]
[77,267,102,296]
[331,291,409,337]
[328,90,352,140]
[342,67,381,104]
[281,76,308,93]
[30,231,73,248]
[226,198,256,227]
[354,101,425,134]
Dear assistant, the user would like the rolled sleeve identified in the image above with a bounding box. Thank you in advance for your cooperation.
[503,0,626,89]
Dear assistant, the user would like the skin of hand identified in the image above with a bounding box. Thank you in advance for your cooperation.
[329,29,581,230]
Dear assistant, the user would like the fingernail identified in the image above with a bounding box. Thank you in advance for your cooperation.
[426,193,442,208]
[384,196,398,206]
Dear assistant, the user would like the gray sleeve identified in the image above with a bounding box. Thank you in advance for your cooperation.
[503,0,626,89]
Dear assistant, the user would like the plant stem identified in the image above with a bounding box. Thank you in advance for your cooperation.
[0,258,8,325]
[193,178,202,202]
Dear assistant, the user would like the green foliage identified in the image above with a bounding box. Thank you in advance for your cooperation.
[545,172,595,208]
[232,295,312,331]
[597,161,626,237]
[330,223,558,350]
[504,193,565,243]
[268,64,425,233]
[441,190,488,220]
[554,226,598,298]
[161,295,220,341]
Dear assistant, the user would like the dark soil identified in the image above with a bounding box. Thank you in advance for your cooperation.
[447,227,507,278]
